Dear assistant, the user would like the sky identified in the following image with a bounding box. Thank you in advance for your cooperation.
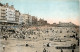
[0,0,79,25]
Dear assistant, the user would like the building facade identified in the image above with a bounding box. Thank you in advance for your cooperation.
[32,16,37,26]
[6,5,15,22]
[0,3,19,24]
[0,5,7,22]
[15,10,20,23]
[38,18,47,26]
[19,14,32,26]
[58,22,76,27]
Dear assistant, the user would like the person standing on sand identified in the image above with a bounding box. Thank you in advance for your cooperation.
[3,45,5,50]
[72,49,74,52]
[61,49,63,52]
[43,48,46,52]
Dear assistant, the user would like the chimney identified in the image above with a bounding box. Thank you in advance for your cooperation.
[11,5,13,7]
[6,3,8,7]
[11,5,14,9]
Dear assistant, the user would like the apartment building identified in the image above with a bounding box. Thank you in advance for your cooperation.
[38,18,47,26]
[6,5,15,22]
[15,10,20,22]
[0,5,7,22]
[0,3,19,24]
[19,14,32,26]
[32,16,37,26]
[58,22,76,27]
[19,14,28,24]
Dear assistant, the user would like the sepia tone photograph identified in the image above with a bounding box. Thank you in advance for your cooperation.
[0,0,79,52]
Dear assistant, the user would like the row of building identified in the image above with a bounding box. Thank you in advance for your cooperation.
[0,3,48,26]
[52,22,77,27]
[20,14,48,26]
[0,3,78,27]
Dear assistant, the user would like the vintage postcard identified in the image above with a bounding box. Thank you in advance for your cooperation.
[0,0,79,52]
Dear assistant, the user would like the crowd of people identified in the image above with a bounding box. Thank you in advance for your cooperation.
[0,26,79,52]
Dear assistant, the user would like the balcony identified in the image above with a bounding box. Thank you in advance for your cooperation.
[0,17,7,20]
[1,9,6,11]
[1,11,6,14]
[1,14,6,17]
[1,13,6,14]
